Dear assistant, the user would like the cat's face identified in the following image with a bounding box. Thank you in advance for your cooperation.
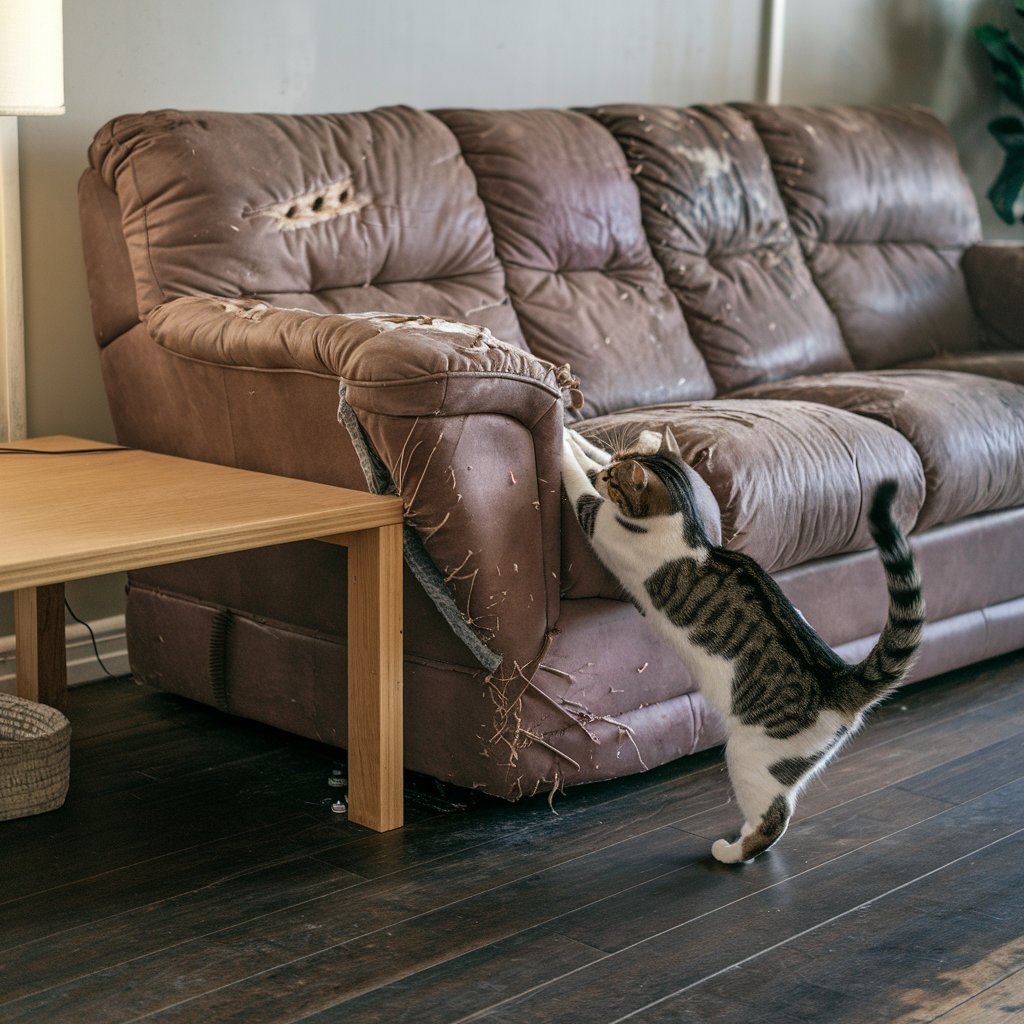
[597,458,676,518]
[595,426,685,520]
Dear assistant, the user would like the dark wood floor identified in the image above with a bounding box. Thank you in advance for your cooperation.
[2,652,1023,1024]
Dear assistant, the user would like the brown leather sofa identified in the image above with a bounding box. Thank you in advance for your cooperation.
[78,103,1024,801]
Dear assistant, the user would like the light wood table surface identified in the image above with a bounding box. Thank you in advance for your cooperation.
[0,436,405,832]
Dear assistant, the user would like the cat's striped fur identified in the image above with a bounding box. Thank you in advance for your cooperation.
[562,428,924,863]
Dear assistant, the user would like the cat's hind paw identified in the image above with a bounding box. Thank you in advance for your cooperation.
[711,838,747,864]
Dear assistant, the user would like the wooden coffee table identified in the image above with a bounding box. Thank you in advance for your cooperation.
[0,436,406,831]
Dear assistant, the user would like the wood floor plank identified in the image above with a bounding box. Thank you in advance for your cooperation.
[0,741,736,1013]
[0,857,367,1003]
[0,715,723,955]
[674,696,1024,846]
[462,779,1024,1024]
[293,931,609,1024]
[896,732,1024,804]
[0,743,359,901]
[557,726,1024,958]
[305,718,1024,1021]
[291,784,952,1024]
[0,818,350,950]
[0,653,1018,1024]
[0,827,711,1023]
[930,967,1024,1024]
[856,654,1024,747]
[619,833,1024,1024]
[37,719,1009,1023]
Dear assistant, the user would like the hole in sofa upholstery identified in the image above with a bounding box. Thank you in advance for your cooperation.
[248,177,367,231]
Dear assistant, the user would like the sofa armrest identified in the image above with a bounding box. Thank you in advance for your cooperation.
[962,242,1024,350]
[146,295,568,671]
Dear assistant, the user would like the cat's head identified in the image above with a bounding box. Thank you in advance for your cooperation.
[597,427,710,545]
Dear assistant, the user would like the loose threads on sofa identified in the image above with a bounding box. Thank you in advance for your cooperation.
[248,177,367,231]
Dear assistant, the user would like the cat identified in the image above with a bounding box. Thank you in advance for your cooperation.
[562,426,925,863]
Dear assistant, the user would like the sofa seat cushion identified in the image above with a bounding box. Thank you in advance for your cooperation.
[570,398,924,577]
[900,350,1024,387]
[733,370,1024,531]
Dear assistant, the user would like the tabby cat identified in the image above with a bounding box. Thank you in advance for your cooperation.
[562,427,925,863]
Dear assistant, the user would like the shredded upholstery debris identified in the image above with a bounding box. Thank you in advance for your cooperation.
[337,383,502,672]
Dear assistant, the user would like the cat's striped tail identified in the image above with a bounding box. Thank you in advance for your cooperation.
[853,480,925,702]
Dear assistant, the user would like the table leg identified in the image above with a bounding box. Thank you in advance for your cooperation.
[341,524,404,831]
[14,583,67,710]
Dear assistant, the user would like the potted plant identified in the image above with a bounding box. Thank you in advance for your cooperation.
[976,0,1024,223]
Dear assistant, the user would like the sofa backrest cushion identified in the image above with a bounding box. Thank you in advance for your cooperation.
[86,106,527,347]
[737,104,982,369]
[86,102,981,405]
[437,108,716,416]
[588,104,853,393]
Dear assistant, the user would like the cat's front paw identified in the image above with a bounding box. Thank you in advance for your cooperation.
[711,838,746,864]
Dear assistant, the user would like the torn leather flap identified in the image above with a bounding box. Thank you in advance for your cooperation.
[337,384,501,673]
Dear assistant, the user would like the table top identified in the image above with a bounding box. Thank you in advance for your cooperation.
[0,436,404,591]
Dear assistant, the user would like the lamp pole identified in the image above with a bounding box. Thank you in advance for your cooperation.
[0,116,27,441]
[0,0,65,442]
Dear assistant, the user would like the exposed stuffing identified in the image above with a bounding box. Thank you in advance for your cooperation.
[221,300,271,321]
[251,177,367,231]
[673,144,732,183]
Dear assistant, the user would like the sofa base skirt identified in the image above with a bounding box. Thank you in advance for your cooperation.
[125,580,1024,801]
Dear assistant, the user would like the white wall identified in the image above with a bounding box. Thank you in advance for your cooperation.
[781,0,1024,243]
[2,0,1020,656]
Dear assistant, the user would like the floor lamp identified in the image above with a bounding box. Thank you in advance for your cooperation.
[0,0,64,442]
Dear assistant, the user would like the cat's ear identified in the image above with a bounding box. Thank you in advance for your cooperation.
[628,461,648,489]
[659,425,681,458]
[634,430,661,455]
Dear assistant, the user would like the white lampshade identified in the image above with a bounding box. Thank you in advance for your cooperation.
[0,0,64,115]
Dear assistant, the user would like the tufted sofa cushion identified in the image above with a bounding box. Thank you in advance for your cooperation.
[588,103,853,392]
[738,105,982,369]
[903,351,1024,385]
[437,108,716,416]
[574,401,925,575]
[734,370,1024,531]
[87,106,527,346]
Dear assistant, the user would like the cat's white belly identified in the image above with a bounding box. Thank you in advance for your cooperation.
[669,634,735,717]
[626,583,735,717]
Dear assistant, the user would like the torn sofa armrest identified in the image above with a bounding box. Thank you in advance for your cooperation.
[962,243,1024,350]
[145,295,564,427]
[145,294,570,664]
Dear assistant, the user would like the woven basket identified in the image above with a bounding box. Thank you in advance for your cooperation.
[0,693,70,821]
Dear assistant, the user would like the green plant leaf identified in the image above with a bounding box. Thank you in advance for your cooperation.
[976,24,1024,108]
[987,115,1024,223]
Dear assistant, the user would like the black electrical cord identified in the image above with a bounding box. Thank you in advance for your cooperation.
[64,598,120,681]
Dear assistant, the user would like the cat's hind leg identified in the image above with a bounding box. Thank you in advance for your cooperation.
[712,739,793,864]
[712,793,792,864]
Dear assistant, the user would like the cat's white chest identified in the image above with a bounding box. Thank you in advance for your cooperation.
[629,583,735,716]
[658,615,735,715]
[594,513,686,587]
[592,510,736,713]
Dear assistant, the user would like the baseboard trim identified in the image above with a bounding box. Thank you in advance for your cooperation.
[0,613,129,693]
